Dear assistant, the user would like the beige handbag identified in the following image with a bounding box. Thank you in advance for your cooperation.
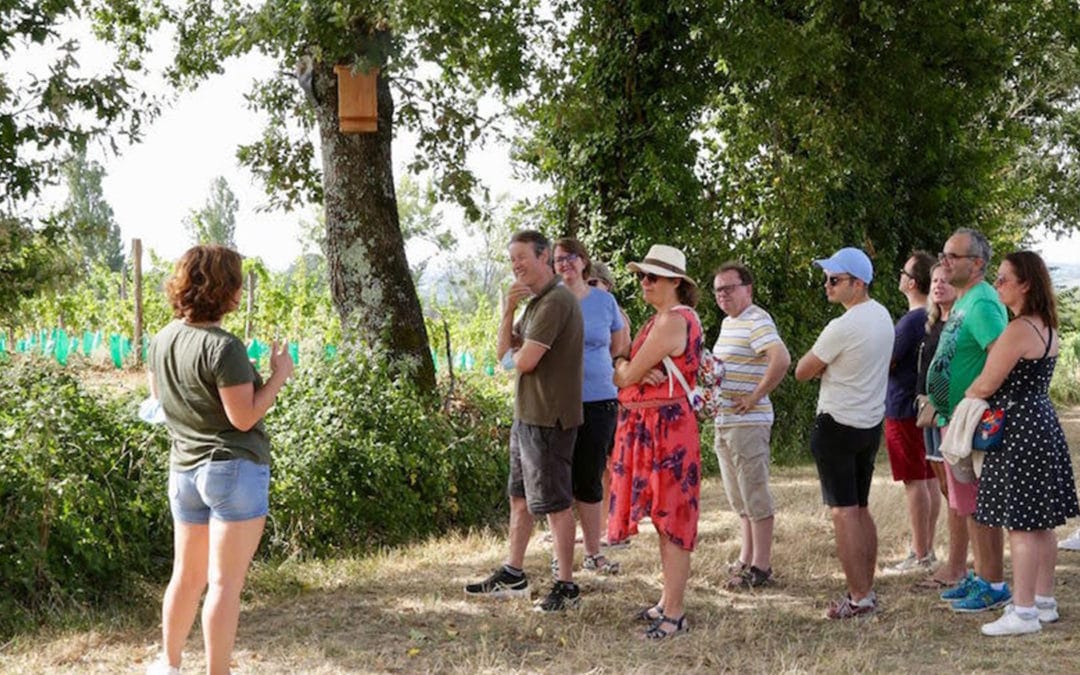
[915,394,937,429]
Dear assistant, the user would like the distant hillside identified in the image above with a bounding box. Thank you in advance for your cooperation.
[1049,262,1080,290]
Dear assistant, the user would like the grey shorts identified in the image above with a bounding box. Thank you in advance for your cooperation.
[508,419,577,515]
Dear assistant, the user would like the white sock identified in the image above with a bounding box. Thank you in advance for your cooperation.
[990,581,1006,591]
[1013,605,1038,620]
[1035,595,1056,608]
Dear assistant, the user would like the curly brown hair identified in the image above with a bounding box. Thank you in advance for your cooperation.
[166,245,244,323]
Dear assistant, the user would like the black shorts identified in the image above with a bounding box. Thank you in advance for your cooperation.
[809,413,881,508]
[571,400,618,503]
[508,419,577,515]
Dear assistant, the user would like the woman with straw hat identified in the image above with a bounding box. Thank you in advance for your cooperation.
[609,244,704,640]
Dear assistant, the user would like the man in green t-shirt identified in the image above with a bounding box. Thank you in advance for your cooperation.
[464,230,585,612]
[926,227,1009,613]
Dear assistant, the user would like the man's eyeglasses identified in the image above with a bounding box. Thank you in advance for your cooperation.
[826,274,854,287]
[713,283,745,295]
[635,271,660,283]
[938,251,979,262]
[554,253,579,265]
[899,268,913,278]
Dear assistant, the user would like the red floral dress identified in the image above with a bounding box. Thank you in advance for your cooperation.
[607,306,703,551]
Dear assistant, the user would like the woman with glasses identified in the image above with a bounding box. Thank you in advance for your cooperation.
[966,251,1079,637]
[609,244,703,639]
[550,238,631,574]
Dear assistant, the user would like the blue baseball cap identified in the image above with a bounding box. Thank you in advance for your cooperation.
[813,247,874,284]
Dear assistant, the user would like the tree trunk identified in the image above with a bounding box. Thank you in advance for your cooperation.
[309,59,436,392]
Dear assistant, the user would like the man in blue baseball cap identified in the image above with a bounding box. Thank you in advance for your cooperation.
[795,246,894,618]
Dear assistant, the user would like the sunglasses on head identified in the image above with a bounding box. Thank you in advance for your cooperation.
[826,274,853,287]
[635,271,661,283]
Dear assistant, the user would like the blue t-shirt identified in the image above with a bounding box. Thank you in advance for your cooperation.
[579,287,624,402]
[885,307,927,419]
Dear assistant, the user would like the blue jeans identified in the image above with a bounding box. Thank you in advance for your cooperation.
[169,459,270,524]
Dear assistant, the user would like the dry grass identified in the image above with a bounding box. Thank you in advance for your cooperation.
[3,412,1080,674]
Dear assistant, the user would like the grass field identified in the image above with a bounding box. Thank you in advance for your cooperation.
[2,412,1079,673]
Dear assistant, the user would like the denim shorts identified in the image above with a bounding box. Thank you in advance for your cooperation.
[169,458,271,524]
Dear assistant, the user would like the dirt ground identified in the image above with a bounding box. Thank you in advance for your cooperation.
[2,411,1080,674]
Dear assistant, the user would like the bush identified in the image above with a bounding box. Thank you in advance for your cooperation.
[0,362,171,638]
[264,347,512,557]
[1051,331,1080,406]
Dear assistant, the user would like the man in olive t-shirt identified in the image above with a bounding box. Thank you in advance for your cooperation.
[464,230,585,612]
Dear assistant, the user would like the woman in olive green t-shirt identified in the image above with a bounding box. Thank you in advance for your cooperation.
[146,245,293,675]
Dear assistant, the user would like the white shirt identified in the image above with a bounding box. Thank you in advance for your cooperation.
[811,299,894,429]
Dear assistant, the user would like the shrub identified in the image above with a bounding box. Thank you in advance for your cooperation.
[0,362,171,638]
[264,347,512,557]
[1050,331,1080,406]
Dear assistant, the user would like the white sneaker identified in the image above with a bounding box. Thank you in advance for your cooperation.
[1058,529,1080,551]
[884,551,935,575]
[1036,600,1060,623]
[146,656,181,675]
[980,605,1041,637]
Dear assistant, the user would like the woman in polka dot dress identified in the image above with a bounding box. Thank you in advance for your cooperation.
[966,251,1080,637]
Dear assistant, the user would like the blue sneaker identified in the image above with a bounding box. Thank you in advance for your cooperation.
[951,578,1011,613]
[940,572,977,601]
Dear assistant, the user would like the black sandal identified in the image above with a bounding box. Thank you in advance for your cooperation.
[643,614,689,640]
[635,604,664,622]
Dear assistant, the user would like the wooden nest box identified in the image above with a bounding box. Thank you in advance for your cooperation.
[333,65,379,133]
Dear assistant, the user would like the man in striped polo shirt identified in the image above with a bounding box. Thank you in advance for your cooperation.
[711,261,791,588]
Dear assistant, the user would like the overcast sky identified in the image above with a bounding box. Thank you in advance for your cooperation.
[17,27,1080,271]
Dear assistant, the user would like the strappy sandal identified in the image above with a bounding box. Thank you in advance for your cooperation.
[643,614,689,640]
[635,604,664,622]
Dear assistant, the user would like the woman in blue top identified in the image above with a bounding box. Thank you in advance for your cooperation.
[553,238,630,573]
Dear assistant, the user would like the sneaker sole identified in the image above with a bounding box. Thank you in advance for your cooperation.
[951,597,1011,613]
[533,597,581,612]
[464,587,531,599]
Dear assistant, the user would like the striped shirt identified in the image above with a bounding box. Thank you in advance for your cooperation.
[712,304,784,427]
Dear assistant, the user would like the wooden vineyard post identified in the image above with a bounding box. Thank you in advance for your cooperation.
[133,238,143,365]
[245,268,256,341]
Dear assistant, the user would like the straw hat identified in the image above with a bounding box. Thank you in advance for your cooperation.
[627,244,697,286]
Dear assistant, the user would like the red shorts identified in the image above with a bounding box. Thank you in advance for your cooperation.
[885,417,935,482]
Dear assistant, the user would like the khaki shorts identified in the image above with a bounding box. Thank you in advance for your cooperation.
[714,424,775,520]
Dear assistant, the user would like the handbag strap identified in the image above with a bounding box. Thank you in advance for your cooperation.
[663,355,694,403]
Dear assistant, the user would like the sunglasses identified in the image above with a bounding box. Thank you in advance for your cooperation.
[826,274,853,287]
[554,253,579,265]
[635,272,661,283]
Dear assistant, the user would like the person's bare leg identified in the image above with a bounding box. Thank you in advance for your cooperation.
[832,506,875,601]
[548,507,576,582]
[577,500,603,557]
[600,465,611,537]
[738,515,754,565]
[926,479,942,553]
[971,520,1005,583]
[904,480,932,558]
[161,522,209,669]
[506,496,534,570]
[859,506,878,594]
[202,516,265,675]
[750,516,774,570]
[658,535,691,618]
[1009,530,1039,607]
[1034,530,1057,598]
[934,507,969,583]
